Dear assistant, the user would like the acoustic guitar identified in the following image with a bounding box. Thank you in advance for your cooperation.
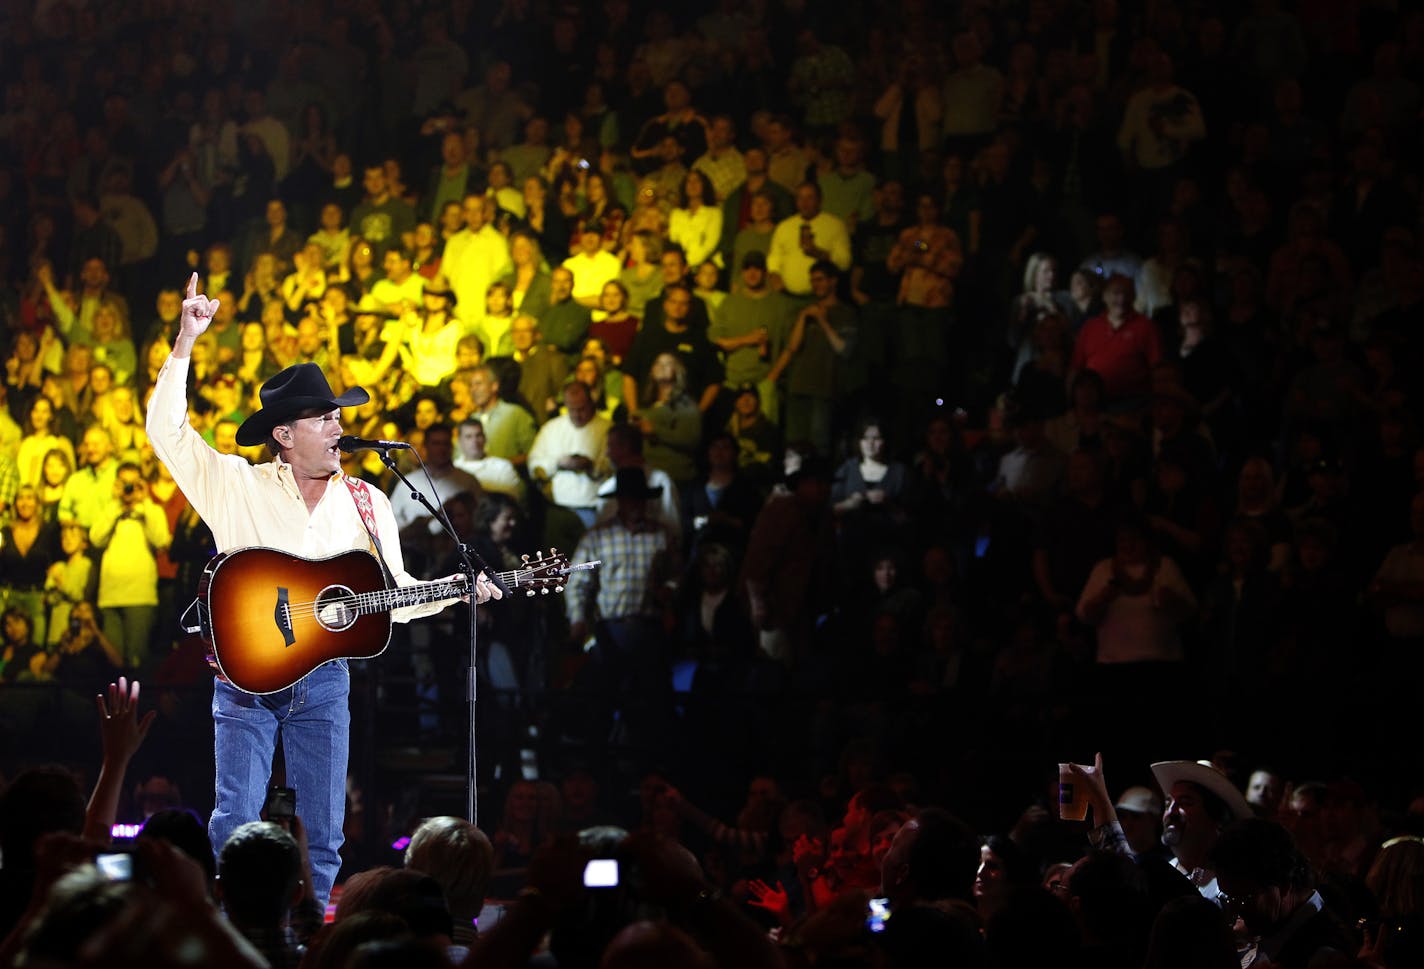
[193,546,596,694]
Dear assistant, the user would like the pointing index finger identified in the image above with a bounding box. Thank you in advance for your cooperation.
[186,272,198,300]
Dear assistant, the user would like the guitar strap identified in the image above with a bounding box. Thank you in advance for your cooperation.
[343,475,396,586]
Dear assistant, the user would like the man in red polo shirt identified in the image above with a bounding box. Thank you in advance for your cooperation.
[1069,274,1161,401]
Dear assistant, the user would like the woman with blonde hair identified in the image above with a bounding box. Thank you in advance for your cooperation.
[89,299,137,385]
[1008,251,1072,359]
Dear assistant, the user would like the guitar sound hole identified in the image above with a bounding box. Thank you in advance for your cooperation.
[314,585,358,631]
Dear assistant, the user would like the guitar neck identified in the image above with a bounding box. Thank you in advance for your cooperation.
[363,561,599,615]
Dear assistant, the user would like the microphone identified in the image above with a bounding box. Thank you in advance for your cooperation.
[338,435,413,453]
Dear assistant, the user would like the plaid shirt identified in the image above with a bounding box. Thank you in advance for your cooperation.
[693,148,746,202]
[235,924,303,969]
[0,455,18,523]
[566,516,672,624]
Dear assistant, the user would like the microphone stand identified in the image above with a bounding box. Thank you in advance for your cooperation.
[376,448,509,827]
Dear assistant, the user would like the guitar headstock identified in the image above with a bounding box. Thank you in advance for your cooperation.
[515,549,573,596]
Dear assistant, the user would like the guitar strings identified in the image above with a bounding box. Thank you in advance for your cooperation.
[280,563,572,620]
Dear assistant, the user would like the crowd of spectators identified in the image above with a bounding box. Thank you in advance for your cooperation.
[3,0,1424,966]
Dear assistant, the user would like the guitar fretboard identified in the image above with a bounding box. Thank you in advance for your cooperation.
[344,562,599,616]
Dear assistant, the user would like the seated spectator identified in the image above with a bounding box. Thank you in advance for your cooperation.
[540,265,594,358]
[528,382,613,526]
[467,363,537,467]
[509,315,569,427]
[474,280,517,360]
[390,422,483,531]
[487,160,529,218]
[454,417,524,503]
[616,229,665,319]
[692,261,726,319]
[308,201,351,270]
[589,280,639,368]
[571,172,626,253]
[562,222,622,309]
[88,299,137,387]
[570,341,627,423]
[501,230,552,320]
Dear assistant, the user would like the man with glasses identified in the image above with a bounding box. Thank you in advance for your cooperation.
[1213,818,1354,968]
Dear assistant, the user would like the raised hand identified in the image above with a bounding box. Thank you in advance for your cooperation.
[179,272,220,342]
[96,676,157,766]
[747,878,791,922]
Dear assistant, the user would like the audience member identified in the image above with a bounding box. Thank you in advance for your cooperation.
[3,9,1424,967]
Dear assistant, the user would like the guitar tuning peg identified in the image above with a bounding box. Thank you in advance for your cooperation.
[525,588,535,597]
[540,587,550,595]
[555,584,564,593]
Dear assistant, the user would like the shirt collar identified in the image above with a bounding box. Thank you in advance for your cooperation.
[267,454,341,499]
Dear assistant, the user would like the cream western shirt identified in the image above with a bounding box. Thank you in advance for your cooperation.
[146,354,448,622]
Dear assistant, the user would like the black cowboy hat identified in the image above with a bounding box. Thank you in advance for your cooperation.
[234,363,369,447]
[608,466,663,500]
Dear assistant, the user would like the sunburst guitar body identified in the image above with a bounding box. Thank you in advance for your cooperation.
[195,546,595,694]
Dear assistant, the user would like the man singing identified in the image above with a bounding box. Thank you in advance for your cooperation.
[147,274,501,905]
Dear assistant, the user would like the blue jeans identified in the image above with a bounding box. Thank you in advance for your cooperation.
[209,660,350,906]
